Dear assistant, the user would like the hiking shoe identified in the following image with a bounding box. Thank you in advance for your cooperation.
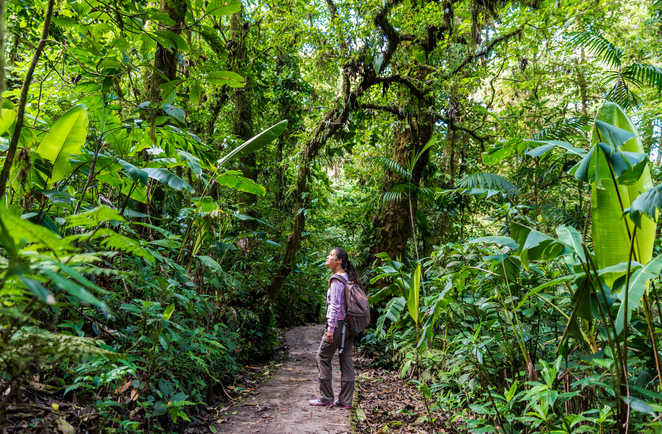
[334,400,351,409]
[308,398,333,407]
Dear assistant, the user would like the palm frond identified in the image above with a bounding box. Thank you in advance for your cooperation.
[370,156,412,180]
[456,172,519,198]
[623,62,662,92]
[533,116,592,141]
[606,77,641,110]
[569,30,623,68]
[417,187,436,202]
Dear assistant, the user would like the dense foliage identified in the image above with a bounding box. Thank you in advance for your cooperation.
[1,0,662,432]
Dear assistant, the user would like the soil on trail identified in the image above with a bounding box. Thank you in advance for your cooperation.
[216,324,351,433]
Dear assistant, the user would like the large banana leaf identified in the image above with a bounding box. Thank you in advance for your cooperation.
[587,102,655,276]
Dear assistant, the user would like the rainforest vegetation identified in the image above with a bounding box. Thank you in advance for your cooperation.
[1,0,662,431]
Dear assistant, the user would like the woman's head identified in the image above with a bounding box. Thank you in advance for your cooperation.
[325,247,362,289]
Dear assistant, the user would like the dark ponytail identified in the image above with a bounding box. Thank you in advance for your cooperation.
[333,247,362,290]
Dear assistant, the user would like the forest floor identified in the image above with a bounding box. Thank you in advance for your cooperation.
[215,324,351,433]
[215,325,454,434]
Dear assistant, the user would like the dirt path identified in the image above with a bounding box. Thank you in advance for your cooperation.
[216,324,351,433]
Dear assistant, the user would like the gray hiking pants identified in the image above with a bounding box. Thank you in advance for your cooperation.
[316,320,355,405]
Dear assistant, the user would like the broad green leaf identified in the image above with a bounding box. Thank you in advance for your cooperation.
[66,206,126,228]
[208,71,245,88]
[144,168,194,193]
[216,170,266,196]
[162,104,185,123]
[162,303,175,320]
[408,263,421,325]
[625,397,655,416]
[598,261,641,284]
[198,255,223,274]
[153,30,188,51]
[516,272,585,310]
[207,0,241,16]
[594,119,634,147]
[178,150,202,176]
[56,261,108,295]
[525,140,586,158]
[19,276,55,305]
[194,197,220,214]
[232,212,273,228]
[615,254,662,334]
[36,105,89,183]
[117,158,148,185]
[556,225,586,263]
[625,183,661,227]
[571,148,594,181]
[467,236,518,250]
[0,109,17,135]
[590,102,655,283]
[217,120,288,167]
[190,80,202,106]
[42,269,108,311]
[596,142,647,185]
[519,230,563,268]
[0,210,69,253]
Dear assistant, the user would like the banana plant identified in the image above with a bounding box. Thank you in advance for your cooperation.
[527,101,659,429]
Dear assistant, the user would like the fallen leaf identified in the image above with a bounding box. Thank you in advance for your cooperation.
[129,389,139,401]
[51,402,59,411]
[288,377,308,382]
[56,418,75,434]
[115,380,131,394]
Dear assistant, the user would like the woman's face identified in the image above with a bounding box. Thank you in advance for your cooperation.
[325,249,341,270]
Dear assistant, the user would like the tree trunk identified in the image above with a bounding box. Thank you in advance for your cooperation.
[274,56,303,209]
[147,0,186,110]
[141,0,186,220]
[372,115,433,260]
[229,8,258,235]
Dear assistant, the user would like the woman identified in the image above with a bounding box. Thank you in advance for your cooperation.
[308,247,360,409]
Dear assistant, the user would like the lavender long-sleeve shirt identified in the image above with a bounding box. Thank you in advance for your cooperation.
[326,272,348,333]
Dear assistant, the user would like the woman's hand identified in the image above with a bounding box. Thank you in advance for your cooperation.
[325,330,334,342]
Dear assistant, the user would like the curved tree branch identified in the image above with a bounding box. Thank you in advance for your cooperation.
[444,24,525,79]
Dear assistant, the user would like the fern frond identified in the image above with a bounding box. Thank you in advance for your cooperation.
[2,327,117,370]
[533,116,591,141]
[93,229,155,263]
[382,191,406,203]
[623,62,662,92]
[569,30,622,67]
[456,172,519,197]
[370,156,412,180]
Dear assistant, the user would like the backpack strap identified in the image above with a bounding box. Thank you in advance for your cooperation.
[329,274,349,285]
[329,274,350,313]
